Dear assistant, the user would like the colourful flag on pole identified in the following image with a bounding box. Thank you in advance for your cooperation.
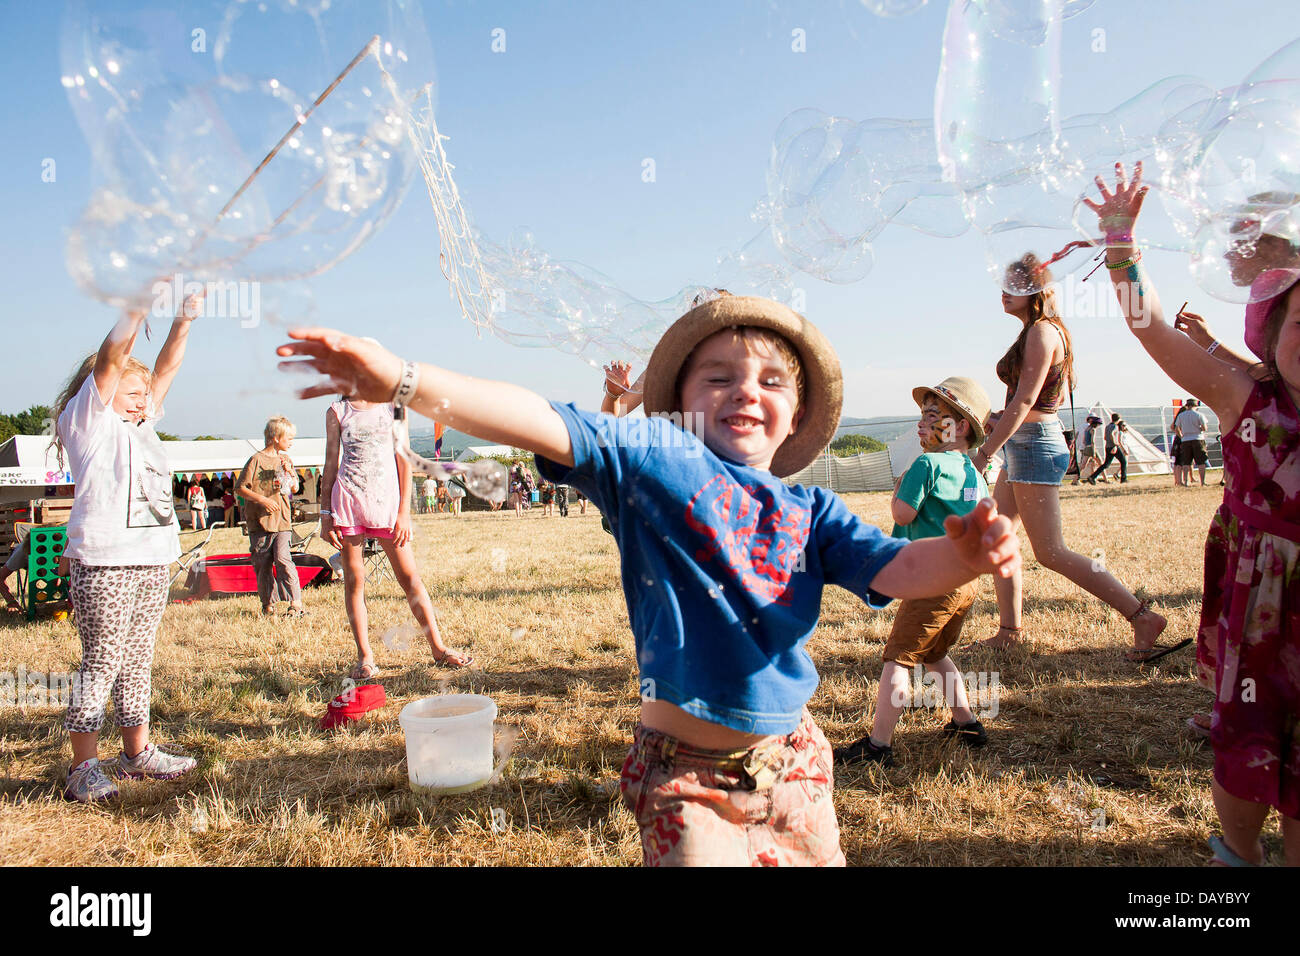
[434,421,446,459]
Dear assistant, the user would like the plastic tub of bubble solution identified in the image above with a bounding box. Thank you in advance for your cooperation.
[398,694,506,794]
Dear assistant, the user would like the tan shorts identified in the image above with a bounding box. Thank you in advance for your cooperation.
[882,581,978,666]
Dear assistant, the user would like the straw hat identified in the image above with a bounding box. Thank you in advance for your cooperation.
[641,295,842,478]
[911,377,992,446]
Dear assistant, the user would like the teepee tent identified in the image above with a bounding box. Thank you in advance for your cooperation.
[1084,403,1170,476]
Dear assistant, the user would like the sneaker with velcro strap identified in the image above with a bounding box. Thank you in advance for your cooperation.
[115,743,197,781]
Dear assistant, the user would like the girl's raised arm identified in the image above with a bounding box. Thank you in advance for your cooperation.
[277,330,575,467]
[92,310,148,402]
[1083,162,1254,426]
[151,292,204,411]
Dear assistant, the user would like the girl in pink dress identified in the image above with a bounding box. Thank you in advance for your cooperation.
[1086,164,1300,866]
[321,398,472,678]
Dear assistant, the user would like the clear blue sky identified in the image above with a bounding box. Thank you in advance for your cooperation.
[2,0,1296,439]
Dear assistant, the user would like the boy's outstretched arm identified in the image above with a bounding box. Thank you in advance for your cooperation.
[276,329,575,467]
[870,499,1020,599]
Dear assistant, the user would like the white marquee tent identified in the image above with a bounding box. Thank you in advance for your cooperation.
[1078,403,1170,477]
[456,444,515,462]
[0,435,328,504]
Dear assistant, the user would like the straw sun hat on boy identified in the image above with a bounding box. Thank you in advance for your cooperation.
[641,295,843,478]
[910,376,992,446]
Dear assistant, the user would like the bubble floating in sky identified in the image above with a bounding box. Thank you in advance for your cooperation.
[403,85,734,370]
[970,0,1097,46]
[60,0,436,312]
[764,108,966,283]
[400,0,1298,370]
[1175,39,1300,304]
[858,0,930,18]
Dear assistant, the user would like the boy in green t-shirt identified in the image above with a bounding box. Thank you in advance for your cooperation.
[835,377,993,767]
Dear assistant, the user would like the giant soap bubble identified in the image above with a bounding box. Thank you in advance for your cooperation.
[972,0,1097,46]
[934,0,1092,293]
[402,89,795,375]
[1177,40,1300,305]
[61,0,435,312]
[765,108,965,283]
[859,0,930,18]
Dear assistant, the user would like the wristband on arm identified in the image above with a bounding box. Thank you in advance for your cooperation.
[392,360,420,408]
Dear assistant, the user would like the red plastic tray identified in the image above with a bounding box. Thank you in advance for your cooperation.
[189,552,331,596]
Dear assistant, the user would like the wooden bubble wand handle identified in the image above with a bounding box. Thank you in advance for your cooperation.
[214,34,381,224]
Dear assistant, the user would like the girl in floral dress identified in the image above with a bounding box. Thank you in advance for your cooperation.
[1086,163,1300,866]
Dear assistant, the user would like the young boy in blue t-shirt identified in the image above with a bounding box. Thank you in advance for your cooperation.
[835,377,993,767]
[277,295,1022,866]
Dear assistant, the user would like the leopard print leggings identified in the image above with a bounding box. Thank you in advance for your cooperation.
[64,561,169,734]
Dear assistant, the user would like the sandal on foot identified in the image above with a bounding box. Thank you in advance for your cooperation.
[433,649,475,669]
[1185,713,1211,740]
[980,625,1024,649]
[1124,600,1178,662]
[1125,638,1191,664]
[350,660,380,681]
[1208,835,1263,867]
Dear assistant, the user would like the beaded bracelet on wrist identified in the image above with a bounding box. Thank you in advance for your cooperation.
[1105,249,1143,271]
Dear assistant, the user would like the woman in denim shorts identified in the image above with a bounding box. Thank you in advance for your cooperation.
[970,255,1172,662]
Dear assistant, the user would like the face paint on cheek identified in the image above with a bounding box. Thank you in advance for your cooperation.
[938,416,958,445]
[919,403,958,449]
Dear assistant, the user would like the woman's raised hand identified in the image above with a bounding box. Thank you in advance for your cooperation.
[276,329,403,401]
[1080,161,1150,242]
[1173,307,1213,348]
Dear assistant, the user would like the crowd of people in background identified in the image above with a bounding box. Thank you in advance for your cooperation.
[174,474,238,529]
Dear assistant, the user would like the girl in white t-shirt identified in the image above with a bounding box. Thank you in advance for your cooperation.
[51,296,204,803]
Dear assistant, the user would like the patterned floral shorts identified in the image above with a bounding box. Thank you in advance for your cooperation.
[619,708,845,866]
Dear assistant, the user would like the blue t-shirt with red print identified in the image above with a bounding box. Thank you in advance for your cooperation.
[536,403,906,735]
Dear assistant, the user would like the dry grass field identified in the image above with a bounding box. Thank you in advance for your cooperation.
[0,476,1266,866]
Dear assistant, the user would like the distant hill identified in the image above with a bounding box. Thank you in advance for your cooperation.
[409,425,495,459]
[833,415,919,444]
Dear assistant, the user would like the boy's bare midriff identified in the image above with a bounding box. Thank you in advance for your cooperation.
[641,699,777,751]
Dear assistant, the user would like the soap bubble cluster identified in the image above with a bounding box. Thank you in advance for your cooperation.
[761,0,1300,304]
[765,108,965,283]
[60,0,435,313]
[392,409,508,502]
[1171,40,1300,304]
[858,0,930,19]
[403,77,798,374]
[858,0,1098,33]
